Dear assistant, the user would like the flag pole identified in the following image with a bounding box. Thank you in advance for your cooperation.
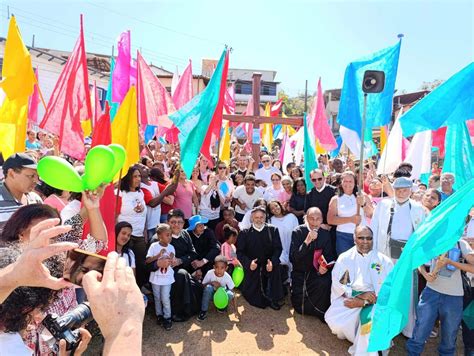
[357,93,368,215]
[114,169,123,219]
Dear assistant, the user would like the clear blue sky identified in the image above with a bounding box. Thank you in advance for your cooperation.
[2,0,473,96]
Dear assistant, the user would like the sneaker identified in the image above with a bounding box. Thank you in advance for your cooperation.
[163,318,172,331]
[197,311,207,321]
[156,315,164,326]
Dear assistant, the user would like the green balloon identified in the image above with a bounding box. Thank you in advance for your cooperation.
[83,145,115,191]
[232,266,244,288]
[213,287,229,309]
[37,156,84,192]
[106,144,126,182]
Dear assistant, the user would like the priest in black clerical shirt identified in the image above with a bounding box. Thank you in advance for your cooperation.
[290,207,335,320]
[236,206,284,310]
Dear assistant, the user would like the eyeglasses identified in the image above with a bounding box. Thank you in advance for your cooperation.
[357,236,373,241]
[262,160,270,163]
[169,220,185,225]
[271,178,281,182]
[311,177,324,182]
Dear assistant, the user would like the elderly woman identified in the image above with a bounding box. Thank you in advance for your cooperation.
[325,226,393,355]
[279,175,293,210]
[290,207,335,319]
[327,171,372,255]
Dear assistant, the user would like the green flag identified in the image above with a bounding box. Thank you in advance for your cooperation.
[442,121,474,190]
[303,113,318,192]
[169,49,227,178]
[368,178,474,351]
[106,57,119,121]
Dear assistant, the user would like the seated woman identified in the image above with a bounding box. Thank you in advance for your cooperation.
[187,215,221,280]
[289,207,334,319]
[325,226,393,356]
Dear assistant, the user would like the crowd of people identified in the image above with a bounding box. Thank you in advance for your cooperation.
[0,130,473,356]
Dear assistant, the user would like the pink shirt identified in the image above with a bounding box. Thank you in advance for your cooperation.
[173,180,196,219]
[43,194,67,212]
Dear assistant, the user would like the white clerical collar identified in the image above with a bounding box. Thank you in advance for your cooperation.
[252,224,265,232]
[316,183,326,193]
[172,234,180,239]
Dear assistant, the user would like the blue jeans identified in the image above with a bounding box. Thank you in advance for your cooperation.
[151,283,172,319]
[201,285,234,312]
[160,214,168,223]
[336,231,354,256]
[406,287,463,356]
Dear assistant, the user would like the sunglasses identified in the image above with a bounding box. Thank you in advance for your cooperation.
[357,236,373,241]
[218,167,226,170]
[311,177,324,182]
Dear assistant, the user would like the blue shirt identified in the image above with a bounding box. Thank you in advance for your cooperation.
[439,188,455,201]
[25,140,41,149]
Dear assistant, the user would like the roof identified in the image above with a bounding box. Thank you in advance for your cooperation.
[393,90,430,106]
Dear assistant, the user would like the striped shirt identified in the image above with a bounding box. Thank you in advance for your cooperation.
[0,182,43,234]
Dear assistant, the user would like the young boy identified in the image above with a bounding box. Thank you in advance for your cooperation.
[197,255,235,321]
[146,223,175,330]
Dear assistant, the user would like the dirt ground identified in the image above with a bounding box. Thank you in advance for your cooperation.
[85,291,462,355]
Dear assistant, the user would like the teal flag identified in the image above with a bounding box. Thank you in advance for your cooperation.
[337,40,401,136]
[169,49,226,178]
[442,121,474,189]
[106,57,119,121]
[303,113,318,192]
[368,179,474,352]
[399,62,474,137]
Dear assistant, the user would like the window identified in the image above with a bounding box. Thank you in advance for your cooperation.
[261,84,276,96]
[235,81,252,95]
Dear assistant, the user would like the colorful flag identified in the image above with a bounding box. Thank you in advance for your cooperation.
[136,51,175,128]
[442,121,474,189]
[106,57,119,121]
[311,78,337,151]
[368,179,474,352]
[169,49,228,178]
[380,125,388,151]
[112,30,131,103]
[92,80,102,127]
[303,113,318,192]
[261,102,273,151]
[338,41,401,155]
[28,69,39,127]
[171,66,179,96]
[377,108,404,175]
[172,59,193,109]
[399,62,474,137]
[405,130,432,180]
[280,133,293,174]
[224,83,236,116]
[40,16,91,160]
[0,16,36,99]
[199,50,230,166]
[219,120,231,164]
[111,86,139,177]
[0,16,36,157]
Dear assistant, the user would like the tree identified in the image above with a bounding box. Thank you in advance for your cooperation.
[419,79,444,91]
[278,90,314,116]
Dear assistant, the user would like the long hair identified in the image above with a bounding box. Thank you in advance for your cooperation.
[120,166,141,192]
[292,177,306,195]
[337,171,358,197]
[1,204,60,246]
[115,221,133,256]
[267,199,288,218]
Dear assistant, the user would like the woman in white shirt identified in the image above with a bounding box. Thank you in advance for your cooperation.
[117,166,147,288]
[199,174,223,231]
[115,221,136,273]
[327,171,373,256]
[263,172,284,201]
[268,200,299,282]
[216,162,234,210]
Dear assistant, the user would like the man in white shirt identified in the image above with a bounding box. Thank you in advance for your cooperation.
[232,175,263,222]
[255,155,280,187]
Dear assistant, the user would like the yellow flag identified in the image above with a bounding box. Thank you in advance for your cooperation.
[315,140,326,154]
[261,102,273,151]
[380,125,388,151]
[0,95,28,157]
[219,120,231,164]
[81,120,92,137]
[0,16,35,99]
[111,86,140,178]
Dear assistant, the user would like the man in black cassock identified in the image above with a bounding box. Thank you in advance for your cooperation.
[290,207,335,320]
[236,206,284,310]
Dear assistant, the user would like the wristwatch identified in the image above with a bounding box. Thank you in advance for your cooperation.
[363,299,369,306]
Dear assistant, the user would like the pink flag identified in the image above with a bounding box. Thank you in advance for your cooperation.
[172,59,193,109]
[28,69,39,127]
[241,97,254,151]
[39,15,91,160]
[312,78,337,151]
[137,51,175,128]
[112,30,131,103]
[130,58,137,87]
[225,83,236,114]
[171,66,179,96]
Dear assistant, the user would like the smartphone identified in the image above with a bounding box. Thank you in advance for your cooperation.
[63,249,107,287]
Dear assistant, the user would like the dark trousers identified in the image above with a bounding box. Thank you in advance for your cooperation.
[235,212,245,222]
[130,235,148,289]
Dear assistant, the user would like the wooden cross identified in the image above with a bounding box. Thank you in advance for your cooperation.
[223,73,303,169]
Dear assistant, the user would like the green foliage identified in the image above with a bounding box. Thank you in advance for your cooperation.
[278,89,314,116]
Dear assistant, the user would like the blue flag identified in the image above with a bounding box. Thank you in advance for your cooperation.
[442,121,474,189]
[400,62,474,137]
[368,178,474,352]
[303,113,318,192]
[337,40,401,135]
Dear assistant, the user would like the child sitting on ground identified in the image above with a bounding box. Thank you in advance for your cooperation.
[146,223,175,331]
[220,225,241,275]
[197,255,235,321]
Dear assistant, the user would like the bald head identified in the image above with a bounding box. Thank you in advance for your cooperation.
[305,207,323,230]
